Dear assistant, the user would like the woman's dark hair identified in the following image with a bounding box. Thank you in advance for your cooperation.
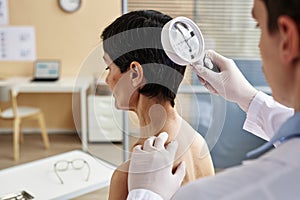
[101,10,186,107]
[261,0,300,33]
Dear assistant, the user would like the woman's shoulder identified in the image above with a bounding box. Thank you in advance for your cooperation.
[111,160,129,181]
[109,161,129,200]
[110,161,129,188]
[177,119,209,156]
[115,160,130,173]
[179,118,206,140]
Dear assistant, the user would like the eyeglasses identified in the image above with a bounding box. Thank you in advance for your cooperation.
[54,159,90,184]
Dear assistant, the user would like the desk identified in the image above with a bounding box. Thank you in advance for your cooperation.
[0,150,115,200]
[0,77,93,151]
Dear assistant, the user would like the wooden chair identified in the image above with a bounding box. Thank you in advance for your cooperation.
[0,85,50,161]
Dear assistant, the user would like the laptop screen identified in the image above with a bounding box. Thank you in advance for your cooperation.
[34,61,60,79]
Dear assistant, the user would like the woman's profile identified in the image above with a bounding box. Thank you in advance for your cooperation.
[101,10,215,200]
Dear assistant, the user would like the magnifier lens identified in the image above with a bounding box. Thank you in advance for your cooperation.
[169,22,201,64]
[162,17,205,66]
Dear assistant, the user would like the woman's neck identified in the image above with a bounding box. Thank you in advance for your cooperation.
[135,95,180,139]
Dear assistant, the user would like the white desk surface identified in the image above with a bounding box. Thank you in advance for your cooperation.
[0,150,115,200]
[0,76,93,93]
[0,76,94,152]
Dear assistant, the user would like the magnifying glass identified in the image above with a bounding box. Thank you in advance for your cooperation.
[161,17,226,154]
[161,16,219,72]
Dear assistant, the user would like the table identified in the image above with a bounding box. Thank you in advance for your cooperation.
[0,76,93,151]
[0,150,115,200]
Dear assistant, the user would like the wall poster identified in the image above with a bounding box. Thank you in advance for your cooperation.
[0,27,36,61]
[0,0,9,25]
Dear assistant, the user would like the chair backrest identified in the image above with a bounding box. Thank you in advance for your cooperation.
[0,85,11,102]
[0,85,19,117]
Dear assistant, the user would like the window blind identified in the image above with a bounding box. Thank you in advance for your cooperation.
[127,0,260,58]
[127,0,260,84]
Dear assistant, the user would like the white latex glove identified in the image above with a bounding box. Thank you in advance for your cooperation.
[194,50,258,112]
[128,132,186,200]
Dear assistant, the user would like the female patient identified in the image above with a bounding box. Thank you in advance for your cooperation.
[101,10,214,200]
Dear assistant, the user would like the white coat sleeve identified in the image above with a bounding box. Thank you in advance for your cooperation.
[127,189,163,200]
[171,139,300,200]
[243,91,294,141]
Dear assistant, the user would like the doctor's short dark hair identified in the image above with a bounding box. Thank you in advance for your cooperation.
[101,10,186,107]
[261,0,300,33]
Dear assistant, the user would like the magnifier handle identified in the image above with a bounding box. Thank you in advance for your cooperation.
[203,54,220,73]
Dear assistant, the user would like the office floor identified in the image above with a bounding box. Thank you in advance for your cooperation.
[0,133,123,199]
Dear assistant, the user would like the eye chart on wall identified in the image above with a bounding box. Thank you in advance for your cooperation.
[0,27,36,61]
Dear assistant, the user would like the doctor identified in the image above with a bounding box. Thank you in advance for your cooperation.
[127,0,300,199]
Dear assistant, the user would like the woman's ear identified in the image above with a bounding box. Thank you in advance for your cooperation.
[278,16,300,65]
[130,61,144,87]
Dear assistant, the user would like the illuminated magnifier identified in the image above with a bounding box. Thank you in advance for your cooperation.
[161,16,219,72]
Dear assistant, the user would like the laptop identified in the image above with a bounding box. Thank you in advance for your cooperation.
[31,60,60,82]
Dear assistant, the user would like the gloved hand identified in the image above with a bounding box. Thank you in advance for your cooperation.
[128,132,186,200]
[193,49,258,112]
